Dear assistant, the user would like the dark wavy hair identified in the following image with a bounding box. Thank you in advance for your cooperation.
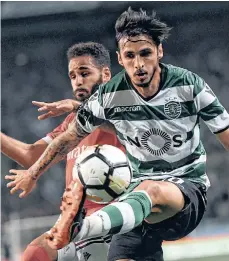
[67,42,111,69]
[115,7,172,47]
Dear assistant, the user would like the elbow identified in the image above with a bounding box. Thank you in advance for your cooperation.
[21,144,40,168]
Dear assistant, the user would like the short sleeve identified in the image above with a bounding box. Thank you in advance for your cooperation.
[76,90,106,133]
[193,77,229,134]
[43,112,76,143]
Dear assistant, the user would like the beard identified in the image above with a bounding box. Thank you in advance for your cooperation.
[134,72,155,88]
[72,74,103,102]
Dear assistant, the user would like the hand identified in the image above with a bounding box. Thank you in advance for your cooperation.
[5,169,37,198]
[32,99,81,120]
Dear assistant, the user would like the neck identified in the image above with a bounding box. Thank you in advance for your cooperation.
[133,66,161,98]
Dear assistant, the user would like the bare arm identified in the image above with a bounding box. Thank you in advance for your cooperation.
[28,120,88,180]
[1,132,48,168]
[216,128,229,151]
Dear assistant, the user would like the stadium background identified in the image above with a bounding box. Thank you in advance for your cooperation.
[1,1,229,260]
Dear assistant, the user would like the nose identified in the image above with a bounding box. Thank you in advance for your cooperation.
[74,75,84,87]
[134,55,144,69]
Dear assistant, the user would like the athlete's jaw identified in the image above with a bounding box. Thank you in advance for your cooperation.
[72,80,102,102]
[73,88,90,102]
[132,70,154,88]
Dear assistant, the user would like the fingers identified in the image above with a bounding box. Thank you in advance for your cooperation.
[32,101,47,107]
[33,101,58,111]
[5,175,16,180]
[9,169,18,174]
[5,169,19,180]
[19,191,28,198]
[38,106,49,112]
[38,112,55,120]
[10,185,20,195]
[6,180,17,188]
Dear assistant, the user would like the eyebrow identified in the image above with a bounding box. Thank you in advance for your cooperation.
[68,66,91,76]
[124,47,152,54]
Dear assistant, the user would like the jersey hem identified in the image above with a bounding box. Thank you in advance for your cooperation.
[213,124,229,134]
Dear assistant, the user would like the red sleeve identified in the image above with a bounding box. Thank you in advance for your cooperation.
[46,112,76,140]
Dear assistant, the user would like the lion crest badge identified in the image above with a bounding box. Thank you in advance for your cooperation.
[164,97,182,119]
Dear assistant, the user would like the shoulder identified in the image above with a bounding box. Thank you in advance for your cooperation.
[96,70,128,107]
[163,63,204,85]
[99,70,127,95]
[162,63,206,97]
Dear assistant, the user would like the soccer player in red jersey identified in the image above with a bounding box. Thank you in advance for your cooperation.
[2,42,124,261]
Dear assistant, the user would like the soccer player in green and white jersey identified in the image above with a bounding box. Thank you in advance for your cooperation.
[6,7,229,261]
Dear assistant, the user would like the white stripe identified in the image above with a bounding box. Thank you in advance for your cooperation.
[42,136,53,144]
[103,85,194,108]
[110,202,136,234]
[133,190,153,208]
[113,117,200,163]
[75,237,111,251]
[194,86,216,111]
[131,155,207,181]
[88,98,106,120]
[94,210,112,232]
[204,110,229,133]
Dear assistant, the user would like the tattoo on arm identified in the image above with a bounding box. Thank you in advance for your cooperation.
[29,121,88,180]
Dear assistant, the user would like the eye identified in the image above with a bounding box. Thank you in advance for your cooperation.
[81,72,90,78]
[70,74,76,80]
[140,49,152,57]
[125,52,135,59]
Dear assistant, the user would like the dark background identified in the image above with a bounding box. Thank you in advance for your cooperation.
[1,2,229,256]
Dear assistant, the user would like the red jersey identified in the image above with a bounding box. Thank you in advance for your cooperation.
[43,112,125,213]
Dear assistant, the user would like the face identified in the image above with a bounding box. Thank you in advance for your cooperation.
[117,35,163,88]
[68,56,111,102]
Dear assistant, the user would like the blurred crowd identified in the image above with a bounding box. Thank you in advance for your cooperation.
[1,2,229,228]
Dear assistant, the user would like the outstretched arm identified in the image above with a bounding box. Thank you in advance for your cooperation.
[29,119,88,180]
[32,99,80,120]
[5,120,89,197]
[1,132,48,168]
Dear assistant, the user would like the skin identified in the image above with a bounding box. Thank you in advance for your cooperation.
[5,35,229,260]
[68,56,110,102]
[4,55,112,261]
[117,35,163,97]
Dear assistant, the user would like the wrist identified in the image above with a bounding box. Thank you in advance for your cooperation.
[72,100,81,112]
[28,166,41,181]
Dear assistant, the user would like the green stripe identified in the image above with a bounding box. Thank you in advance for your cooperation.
[101,64,203,96]
[105,101,197,121]
[126,142,205,174]
[192,77,205,98]
[199,99,224,121]
[182,162,206,179]
[102,205,123,234]
[101,70,129,95]
[125,192,152,226]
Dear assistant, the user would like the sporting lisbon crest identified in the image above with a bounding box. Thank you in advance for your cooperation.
[164,97,181,119]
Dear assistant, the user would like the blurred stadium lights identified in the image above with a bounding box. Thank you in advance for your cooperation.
[1,1,101,19]
[1,1,228,20]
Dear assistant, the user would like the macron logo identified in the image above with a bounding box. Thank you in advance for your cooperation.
[114,105,141,113]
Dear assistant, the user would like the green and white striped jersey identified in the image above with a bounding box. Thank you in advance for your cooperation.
[77,63,229,190]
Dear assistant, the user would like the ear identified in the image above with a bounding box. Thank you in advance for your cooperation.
[116,51,124,67]
[102,67,111,83]
[157,44,163,60]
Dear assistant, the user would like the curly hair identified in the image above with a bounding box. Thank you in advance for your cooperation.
[67,42,111,68]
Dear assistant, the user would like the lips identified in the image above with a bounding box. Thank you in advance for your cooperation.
[134,71,147,77]
[135,73,147,80]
